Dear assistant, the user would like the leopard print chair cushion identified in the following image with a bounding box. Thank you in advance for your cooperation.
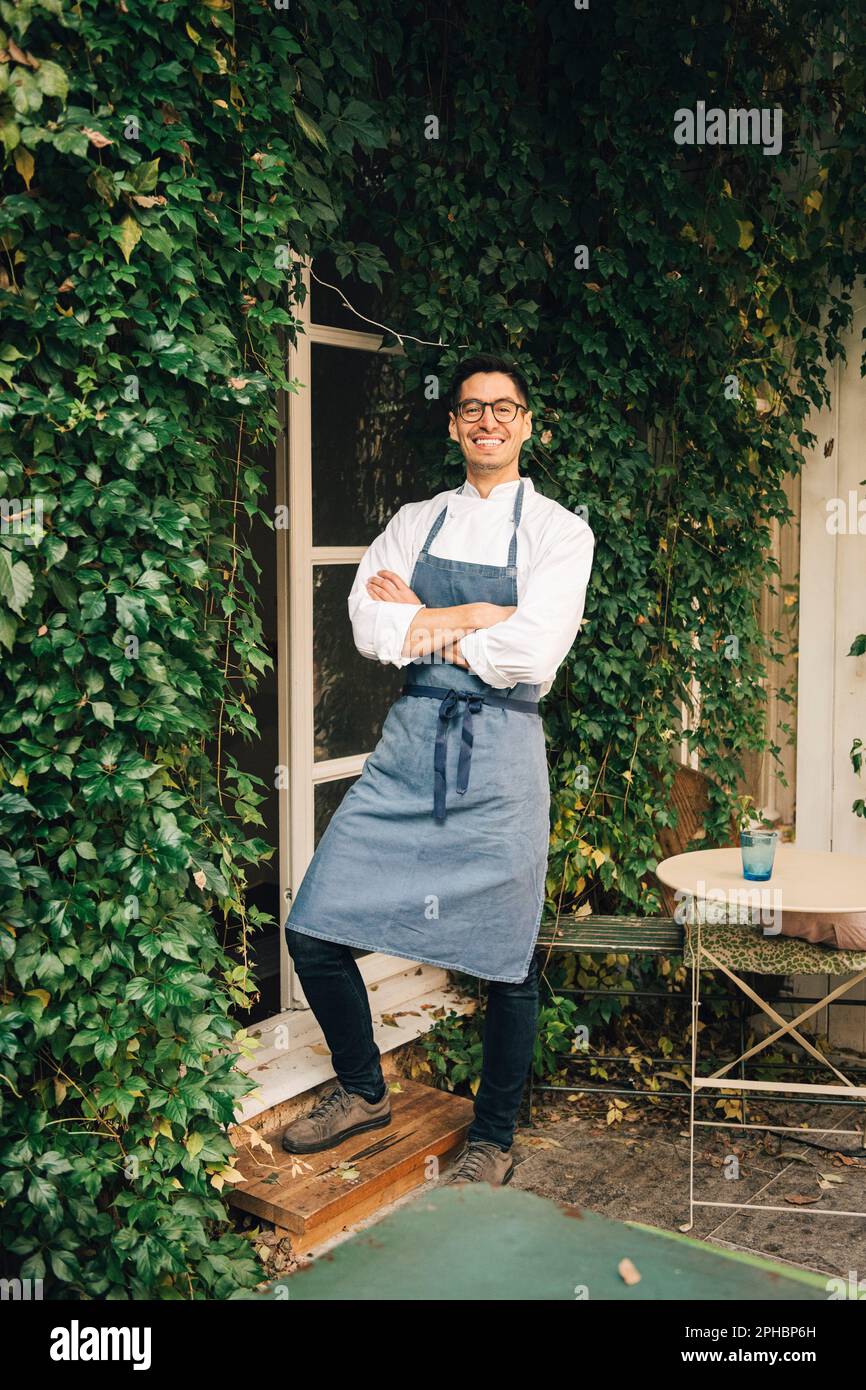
[683,913,866,976]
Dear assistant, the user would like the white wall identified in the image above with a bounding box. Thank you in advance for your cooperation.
[794,277,866,1052]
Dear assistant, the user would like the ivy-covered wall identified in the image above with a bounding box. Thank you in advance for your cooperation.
[1,0,865,1297]
[0,0,390,1298]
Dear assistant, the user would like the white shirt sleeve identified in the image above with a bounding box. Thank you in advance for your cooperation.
[457,520,595,689]
[347,506,426,667]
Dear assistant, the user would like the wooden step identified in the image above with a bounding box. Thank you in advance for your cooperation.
[229,1078,475,1256]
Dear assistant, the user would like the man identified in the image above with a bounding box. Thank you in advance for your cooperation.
[282,352,595,1186]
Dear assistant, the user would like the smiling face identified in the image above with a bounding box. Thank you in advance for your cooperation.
[448,371,533,480]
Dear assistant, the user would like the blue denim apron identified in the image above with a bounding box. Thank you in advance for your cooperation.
[285,479,550,983]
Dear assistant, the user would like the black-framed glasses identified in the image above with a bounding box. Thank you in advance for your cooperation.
[455,398,528,424]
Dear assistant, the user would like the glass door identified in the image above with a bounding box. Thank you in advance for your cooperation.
[278,261,428,1008]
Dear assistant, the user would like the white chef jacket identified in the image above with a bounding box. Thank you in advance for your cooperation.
[348,474,594,695]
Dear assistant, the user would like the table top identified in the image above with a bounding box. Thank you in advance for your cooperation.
[252,1184,828,1301]
[655,846,866,914]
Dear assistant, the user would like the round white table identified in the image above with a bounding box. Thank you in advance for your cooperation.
[656,845,866,945]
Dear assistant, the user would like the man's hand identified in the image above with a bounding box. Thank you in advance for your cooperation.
[366,570,421,604]
[369,588,521,662]
[438,606,515,669]
[440,638,470,669]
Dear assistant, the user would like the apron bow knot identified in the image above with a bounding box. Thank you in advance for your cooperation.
[434,689,485,823]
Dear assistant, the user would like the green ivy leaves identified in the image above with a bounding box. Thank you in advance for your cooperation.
[0,548,33,615]
[0,0,399,1301]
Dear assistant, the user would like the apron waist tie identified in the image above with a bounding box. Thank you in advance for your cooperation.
[401,685,541,823]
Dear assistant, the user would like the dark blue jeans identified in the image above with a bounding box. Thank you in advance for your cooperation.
[285,927,540,1151]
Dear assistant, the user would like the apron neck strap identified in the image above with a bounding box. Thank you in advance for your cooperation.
[507,479,524,568]
[420,503,449,554]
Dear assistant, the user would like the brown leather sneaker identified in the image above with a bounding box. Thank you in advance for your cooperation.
[280,1081,392,1155]
[441,1140,515,1186]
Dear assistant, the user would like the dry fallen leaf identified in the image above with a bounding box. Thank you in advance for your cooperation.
[287,1155,314,1178]
[233,1123,274,1159]
[81,126,113,148]
[785,1192,821,1205]
[9,40,38,67]
[518,1135,563,1151]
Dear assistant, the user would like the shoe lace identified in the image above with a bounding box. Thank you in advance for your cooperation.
[451,1141,499,1181]
[309,1085,350,1135]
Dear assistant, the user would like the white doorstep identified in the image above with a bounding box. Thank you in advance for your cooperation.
[233,963,477,1124]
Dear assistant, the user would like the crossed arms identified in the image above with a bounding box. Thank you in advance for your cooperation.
[348,507,595,689]
[364,568,515,669]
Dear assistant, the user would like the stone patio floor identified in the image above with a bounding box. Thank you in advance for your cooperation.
[250,1087,866,1287]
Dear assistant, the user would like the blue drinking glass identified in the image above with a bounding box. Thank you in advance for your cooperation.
[740,829,779,881]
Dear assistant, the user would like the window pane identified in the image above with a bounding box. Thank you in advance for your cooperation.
[311,344,431,546]
[314,776,357,848]
[313,564,404,762]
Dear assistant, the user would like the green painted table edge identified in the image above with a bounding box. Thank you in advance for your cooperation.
[623,1219,830,1292]
[244,1184,833,1301]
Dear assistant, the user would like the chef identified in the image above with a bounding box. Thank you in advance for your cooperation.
[282,352,595,1187]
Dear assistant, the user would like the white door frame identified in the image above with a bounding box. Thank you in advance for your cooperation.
[277,261,407,1009]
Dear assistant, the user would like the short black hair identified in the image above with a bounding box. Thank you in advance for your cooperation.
[447,353,530,414]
